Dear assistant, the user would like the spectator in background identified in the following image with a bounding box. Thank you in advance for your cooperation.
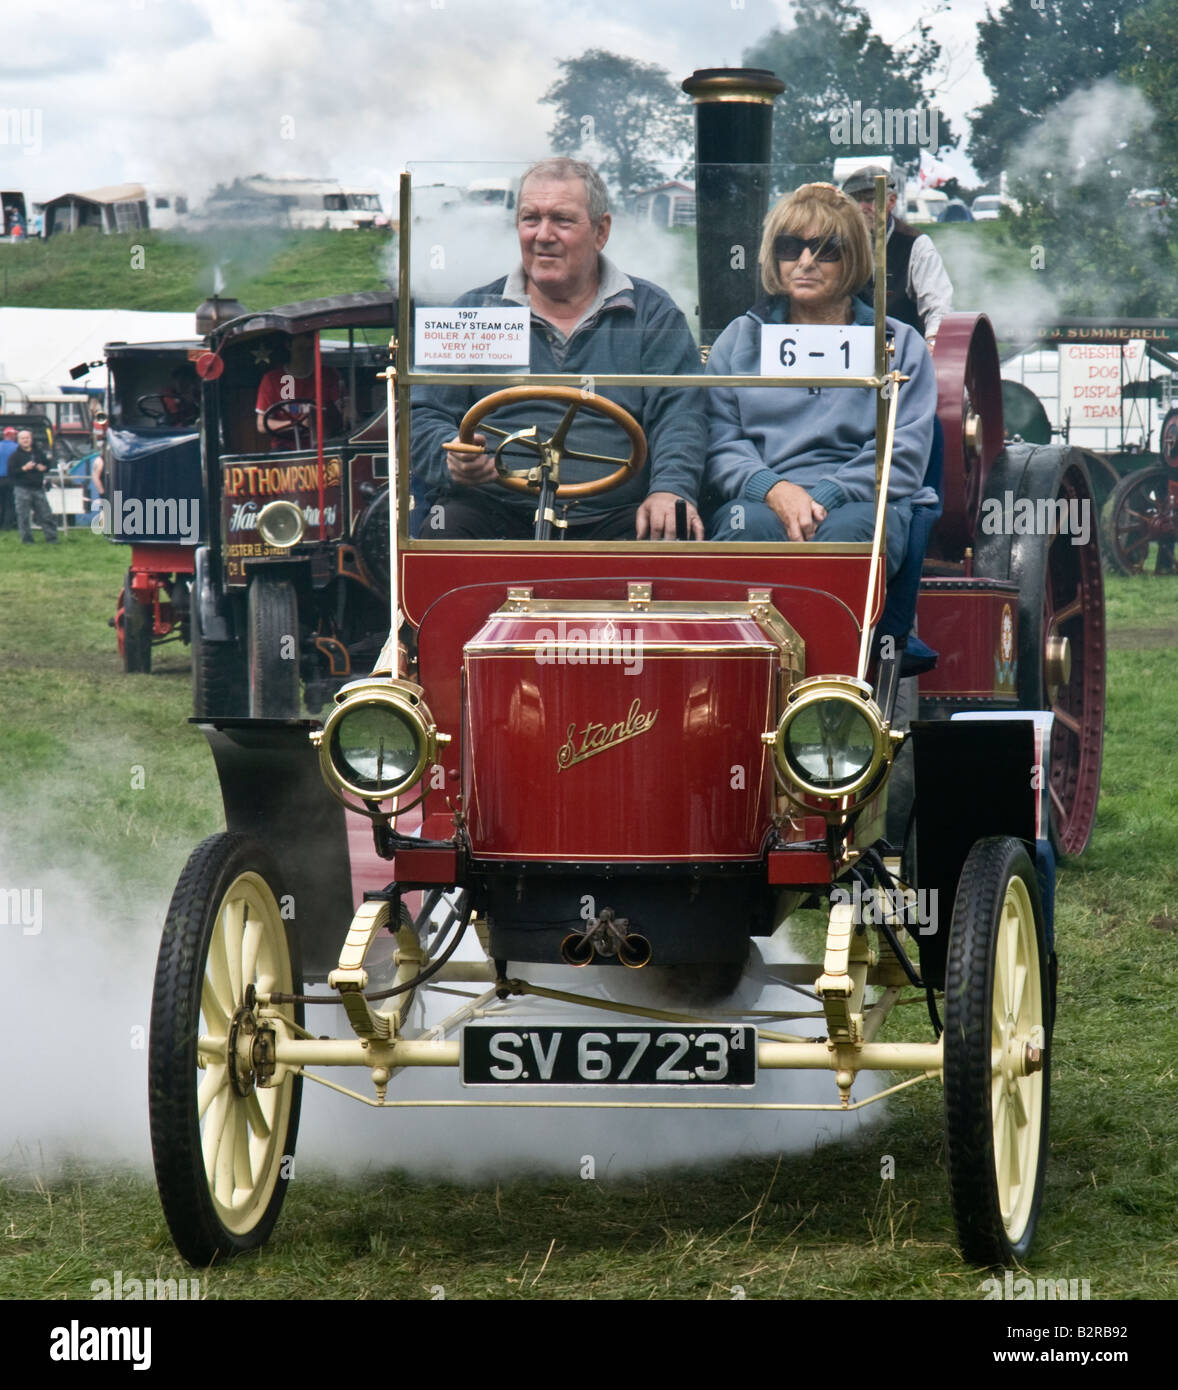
[839,164,953,344]
[9,428,58,543]
[0,426,18,529]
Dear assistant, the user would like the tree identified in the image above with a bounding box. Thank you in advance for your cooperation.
[742,0,953,187]
[968,1,1138,182]
[541,51,691,202]
[1123,0,1178,196]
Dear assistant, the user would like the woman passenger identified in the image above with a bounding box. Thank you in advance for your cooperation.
[705,183,937,576]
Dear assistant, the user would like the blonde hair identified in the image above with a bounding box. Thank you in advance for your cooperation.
[758,182,873,301]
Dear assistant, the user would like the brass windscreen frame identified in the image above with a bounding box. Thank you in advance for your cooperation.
[391,172,905,584]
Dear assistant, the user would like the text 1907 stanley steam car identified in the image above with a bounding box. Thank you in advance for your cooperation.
[148,69,1105,1270]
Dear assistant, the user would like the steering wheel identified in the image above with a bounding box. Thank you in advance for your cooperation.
[135,394,168,423]
[262,398,320,450]
[453,385,646,499]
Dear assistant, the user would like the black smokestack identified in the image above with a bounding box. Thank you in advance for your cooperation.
[682,67,784,347]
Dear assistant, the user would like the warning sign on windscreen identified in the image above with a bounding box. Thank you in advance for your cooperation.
[415,307,531,367]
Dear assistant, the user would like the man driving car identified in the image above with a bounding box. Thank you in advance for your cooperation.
[411,158,706,539]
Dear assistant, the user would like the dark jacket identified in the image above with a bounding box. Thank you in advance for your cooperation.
[8,446,50,488]
[411,263,706,517]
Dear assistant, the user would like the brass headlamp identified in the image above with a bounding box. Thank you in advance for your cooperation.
[312,678,445,814]
[764,675,894,809]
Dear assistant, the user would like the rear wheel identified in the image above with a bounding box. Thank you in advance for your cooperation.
[149,833,302,1265]
[1101,464,1176,577]
[247,574,301,717]
[122,571,153,674]
[944,836,1050,1265]
[974,446,1105,855]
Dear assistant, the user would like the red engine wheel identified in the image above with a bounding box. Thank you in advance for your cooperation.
[928,313,1004,562]
[1100,464,1177,577]
[974,446,1105,856]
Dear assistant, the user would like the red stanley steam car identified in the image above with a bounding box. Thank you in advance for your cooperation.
[148,70,1105,1271]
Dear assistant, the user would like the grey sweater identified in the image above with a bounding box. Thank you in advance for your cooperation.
[704,295,938,511]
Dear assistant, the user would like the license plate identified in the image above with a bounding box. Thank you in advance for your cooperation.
[461,1025,757,1087]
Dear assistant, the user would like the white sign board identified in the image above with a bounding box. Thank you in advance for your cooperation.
[415,307,530,367]
[1057,340,1144,425]
[760,325,875,378]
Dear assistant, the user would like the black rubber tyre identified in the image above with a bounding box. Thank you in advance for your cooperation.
[149,833,303,1266]
[944,836,1050,1266]
[191,604,247,718]
[247,574,301,717]
[123,572,153,674]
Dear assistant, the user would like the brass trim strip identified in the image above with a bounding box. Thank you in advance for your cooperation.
[403,371,886,390]
[686,91,777,105]
[403,538,877,557]
[463,645,778,657]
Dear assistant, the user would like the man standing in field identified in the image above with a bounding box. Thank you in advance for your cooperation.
[9,428,57,543]
[0,425,17,530]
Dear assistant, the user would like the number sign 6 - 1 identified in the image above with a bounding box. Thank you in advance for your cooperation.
[760,325,875,379]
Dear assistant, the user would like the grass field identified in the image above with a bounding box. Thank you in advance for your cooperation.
[0,226,394,312]
[1,529,1176,1301]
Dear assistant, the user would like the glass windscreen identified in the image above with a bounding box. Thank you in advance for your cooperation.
[400,161,897,544]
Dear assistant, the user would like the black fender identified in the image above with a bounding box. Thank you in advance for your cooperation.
[908,716,1043,990]
[194,545,235,643]
[198,718,359,981]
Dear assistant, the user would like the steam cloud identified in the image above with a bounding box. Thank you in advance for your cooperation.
[0,833,881,1184]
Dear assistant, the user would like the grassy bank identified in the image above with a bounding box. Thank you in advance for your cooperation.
[1,531,1176,1300]
[0,227,393,312]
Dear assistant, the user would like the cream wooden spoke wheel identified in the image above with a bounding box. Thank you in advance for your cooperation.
[150,833,302,1265]
[943,836,1050,1265]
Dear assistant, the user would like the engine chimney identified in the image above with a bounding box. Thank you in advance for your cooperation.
[681,67,784,347]
[195,294,247,338]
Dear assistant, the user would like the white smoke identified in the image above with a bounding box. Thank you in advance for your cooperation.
[1007,77,1155,190]
[0,828,885,1183]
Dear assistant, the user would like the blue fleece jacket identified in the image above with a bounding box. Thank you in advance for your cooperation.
[410,261,706,517]
[704,296,938,512]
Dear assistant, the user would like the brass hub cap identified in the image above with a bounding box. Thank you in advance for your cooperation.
[1045,632,1071,698]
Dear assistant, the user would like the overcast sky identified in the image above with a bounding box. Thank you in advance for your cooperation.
[0,0,996,209]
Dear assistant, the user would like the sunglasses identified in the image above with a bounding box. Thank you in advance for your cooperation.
[773,233,842,262]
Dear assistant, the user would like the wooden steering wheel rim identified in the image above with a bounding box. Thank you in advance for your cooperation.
[457,385,647,498]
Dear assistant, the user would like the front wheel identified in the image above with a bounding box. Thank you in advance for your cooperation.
[149,833,303,1265]
[247,574,301,717]
[943,836,1050,1265]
